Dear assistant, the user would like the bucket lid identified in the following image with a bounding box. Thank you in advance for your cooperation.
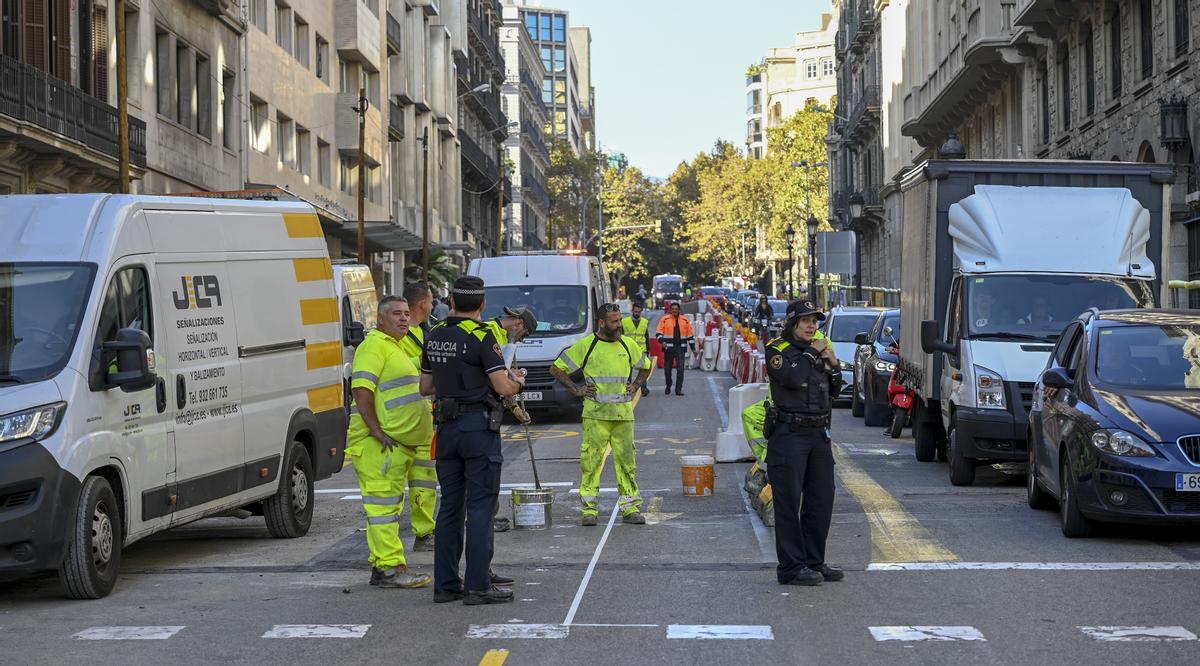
[680,454,714,466]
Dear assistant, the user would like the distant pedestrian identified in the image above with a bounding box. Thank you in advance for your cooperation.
[655,302,695,396]
[432,296,450,321]
[621,301,651,396]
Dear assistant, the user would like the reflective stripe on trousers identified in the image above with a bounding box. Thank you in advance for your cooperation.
[350,435,418,569]
[407,441,437,538]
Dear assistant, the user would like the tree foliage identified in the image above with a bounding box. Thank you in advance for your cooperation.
[545,139,606,249]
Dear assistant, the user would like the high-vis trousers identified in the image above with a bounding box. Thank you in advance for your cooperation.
[580,418,641,517]
[408,441,437,538]
[350,436,418,570]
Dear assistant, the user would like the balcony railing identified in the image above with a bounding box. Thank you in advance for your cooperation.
[0,53,146,167]
[847,85,881,139]
[746,131,763,145]
[460,131,498,181]
[521,119,549,159]
[520,67,548,119]
[522,173,550,210]
[467,5,503,71]
[387,11,402,57]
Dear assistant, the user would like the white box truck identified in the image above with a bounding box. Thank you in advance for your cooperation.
[900,160,1172,485]
[0,194,355,598]
[467,251,610,411]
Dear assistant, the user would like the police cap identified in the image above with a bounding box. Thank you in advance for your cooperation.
[785,299,826,321]
[504,307,539,334]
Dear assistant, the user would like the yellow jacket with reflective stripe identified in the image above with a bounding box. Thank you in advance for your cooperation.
[741,399,769,463]
[399,323,425,364]
[347,329,433,452]
[554,333,652,421]
[621,316,649,351]
[484,319,509,346]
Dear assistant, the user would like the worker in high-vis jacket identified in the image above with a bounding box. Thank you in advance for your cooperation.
[742,398,769,465]
[622,301,652,397]
[348,295,434,589]
[551,303,653,526]
[482,306,537,533]
[395,282,438,552]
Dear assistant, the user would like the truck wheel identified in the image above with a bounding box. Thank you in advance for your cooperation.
[1059,454,1093,538]
[58,475,123,599]
[850,372,864,417]
[947,423,976,486]
[264,441,314,538]
[1027,440,1054,510]
[863,383,889,427]
[889,406,906,439]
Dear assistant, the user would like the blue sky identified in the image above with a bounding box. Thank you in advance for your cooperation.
[538,0,833,179]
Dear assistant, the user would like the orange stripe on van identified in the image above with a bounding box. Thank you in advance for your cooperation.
[306,341,342,370]
[307,383,344,412]
[293,258,333,282]
[299,298,339,326]
[284,213,322,238]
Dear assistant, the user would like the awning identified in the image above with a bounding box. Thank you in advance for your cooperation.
[331,220,441,253]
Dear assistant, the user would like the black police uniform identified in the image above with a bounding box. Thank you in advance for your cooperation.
[764,314,845,585]
[421,316,506,595]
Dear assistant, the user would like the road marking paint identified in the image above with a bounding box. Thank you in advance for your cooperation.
[569,623,660,628]
[666,625,774,640]
[707,376,729,429]
[562,503,620,626]
[738,472,775,563]
[262,624,370,639]
[465,624,569,639]
[833,443,958,563]
[568,488,671,495]
[73,626,185,640]
[869,626,986,642]
[868,561,1200,571]
[316,488,360,494]
[839,445,900,456]
[503,482,574,488]
[1078,626,1198,642]
[478,649,509,665]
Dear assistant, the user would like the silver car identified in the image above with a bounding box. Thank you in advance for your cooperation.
[820,306,887,405]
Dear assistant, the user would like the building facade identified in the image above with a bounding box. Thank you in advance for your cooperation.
[500,2,550,248]
[569,26,595,152]
[745,67,766,159]
[515,2,583,153]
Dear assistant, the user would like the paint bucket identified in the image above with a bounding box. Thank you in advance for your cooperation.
[680,454,715,497]
[511,487,553,530]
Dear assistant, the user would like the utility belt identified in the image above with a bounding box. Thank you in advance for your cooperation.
[763,405,829,437]
[434,395,503,432]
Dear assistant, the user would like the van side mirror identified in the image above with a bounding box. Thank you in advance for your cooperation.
[102,328,156,391]
[854,332,869,346]
[1041,367,1074,390]
[920,319,957,355]
[345,321,366,348]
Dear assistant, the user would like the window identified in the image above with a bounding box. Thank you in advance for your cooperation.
[362,0,378,18]
[553,46,565,73]
[197,54,212,138]
[318,140,331,187]
[124,5,139,97]
[554,78,566,105]
[340,155,355,194]
[822,58,834,77]
[90,3,109,101]
[222,70,237,150]
[1039,58,1049,144]
[806,60,818,79]
[539,13,551,41]
[541,46,552,72]
[250,0,268,32]
[365,70,380,107]
[155,30,173,118]
[294,15,309,68]
[1139,0,1153,78]
[553,14,565,42]
[1176,0,1190,57]
[250,97,269,152]
[275,1,291,55]
[525,13,537,40]
[1082,22,1095,116]
[542,78,552,104]
[95,267,153,356]
[1058,41,1070,131]
[176,42,193,128]
[368,165,381,203]
[1109,7,1122,98]
[278,113,294,167]
[296,125,310,175]
[339,58,358,94]
[315,34,328,81]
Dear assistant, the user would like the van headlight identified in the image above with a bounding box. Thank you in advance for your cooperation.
[0,402,66,444]
[1090,430,1156,457]
[974,366,1006,409]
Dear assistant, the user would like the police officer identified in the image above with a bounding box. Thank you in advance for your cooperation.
[420,276,524,605]
[399,282,437,552]
[764,299,844,587]
[622,301,651,397]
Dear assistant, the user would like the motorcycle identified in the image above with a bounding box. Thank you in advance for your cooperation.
[885,344,916,439]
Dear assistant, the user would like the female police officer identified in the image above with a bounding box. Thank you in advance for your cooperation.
[763,300,845,586]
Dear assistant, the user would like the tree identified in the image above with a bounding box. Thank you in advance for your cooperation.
[404,250,458,291]
[545,139,606,249]
[597,165,665,292]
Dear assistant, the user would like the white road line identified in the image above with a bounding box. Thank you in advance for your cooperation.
[465,624,569,639]
[72,626,185,640]
[707,376,729,429]
[738,475,775,563]
[315,488,360,494]
[868,561,1200,571]
[667,625,774,640]
[568,487,671,495]
[1079,626,1198,642]
[261,625,370,639]
[869,626,986,642]
[569,623,660,628]
[335,481,575,500]
[562,503,621,626]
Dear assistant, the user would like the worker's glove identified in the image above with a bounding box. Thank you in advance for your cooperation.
[512,403,532,425]
[508,368,527,386]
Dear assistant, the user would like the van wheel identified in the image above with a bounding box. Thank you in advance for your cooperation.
[947,423,976,486]
[850,373,865,417]
[59,475,123,599]
[1059,454,1093,538]
[264,441,314,538]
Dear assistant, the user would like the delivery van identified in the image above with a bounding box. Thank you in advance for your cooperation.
[0,194,354,598]
[467,251,610,411]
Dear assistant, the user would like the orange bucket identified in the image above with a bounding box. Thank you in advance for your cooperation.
[681,454,715,496]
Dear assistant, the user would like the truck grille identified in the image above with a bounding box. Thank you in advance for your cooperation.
[1179,435,1200,465]
[1006,381,1036,414]
[522,364,557,388]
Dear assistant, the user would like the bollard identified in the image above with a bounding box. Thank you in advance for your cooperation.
[714,382,769,462]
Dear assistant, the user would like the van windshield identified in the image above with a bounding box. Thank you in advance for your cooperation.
[967,275,1151,343]
[482,285,588,337]
[0,263,96,384]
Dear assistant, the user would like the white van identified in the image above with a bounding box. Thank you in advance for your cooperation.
[0,194,351,598]
[332,262,377,410]
[467,251,610,411]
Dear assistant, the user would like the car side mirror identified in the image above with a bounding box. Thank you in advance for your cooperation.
[1041,367,1074,390]
[920,319,957,355]
[854,332,869,346]
[883,325,894,338]
[345,320,366,348]
[101,328,156,392]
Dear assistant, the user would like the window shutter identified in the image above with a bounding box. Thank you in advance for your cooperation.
[23,0,47,72]
[52,0,69,80]
[93,4,108,100]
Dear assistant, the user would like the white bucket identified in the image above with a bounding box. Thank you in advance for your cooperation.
[511,488,553,530]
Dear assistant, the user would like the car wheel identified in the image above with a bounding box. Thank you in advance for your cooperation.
[863,380,889,427]
[947,421,976,486]
[889,406,907,439]
[1059,453,1093,538]
[1026,435,1054,510]
[58,475,123,599]
[264,441,315,538]
[850,371,864,417]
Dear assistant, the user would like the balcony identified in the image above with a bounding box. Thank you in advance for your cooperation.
[336,0,382,66]
[846,85,880,144]
[467,4,504,71]
[388,99,403,142]
[745,131,763,146]
[0,53,146,168]
[460,131,498,183]
[522,173,550,210]
[851,1,877,52]
[520,67,548,119]
[386,11,402,58]
[520,119,549,160]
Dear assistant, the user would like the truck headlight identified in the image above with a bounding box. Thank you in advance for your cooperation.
[1090,430,1156,457]
[974,366,1006,409]
[0,402,66,444]
[873,360,896,374]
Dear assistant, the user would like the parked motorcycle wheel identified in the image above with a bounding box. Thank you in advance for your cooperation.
[888,406,906,439]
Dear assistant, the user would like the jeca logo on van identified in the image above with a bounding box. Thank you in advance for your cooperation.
[172,275,223,310]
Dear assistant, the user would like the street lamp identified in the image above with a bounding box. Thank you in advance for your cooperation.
[785,223,796,299]
[807,216,819,304]
[458,82,492,98]
[848,192,865,220]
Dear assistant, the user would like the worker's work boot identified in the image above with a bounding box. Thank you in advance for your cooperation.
[434,587,465,603]
[412,534,434,552]
[622,511,646,525]
[818,564,845,582]
[369,567,383,586]
[490,569,514,585]
[581,514,598,527]
[463,586,514,605]
[377,566,432,589]
[494,516,511,532]
[783,567,824,587]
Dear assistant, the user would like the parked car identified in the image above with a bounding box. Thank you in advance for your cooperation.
[1028,309,1200,537]
[853,309,901,427]
[822,306,887,405]
[700,286,727,308]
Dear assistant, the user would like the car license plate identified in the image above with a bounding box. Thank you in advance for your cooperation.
[519,392,542,402]
[1175,473,1200,492]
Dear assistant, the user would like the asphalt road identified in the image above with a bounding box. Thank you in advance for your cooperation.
[4,319,1200,664]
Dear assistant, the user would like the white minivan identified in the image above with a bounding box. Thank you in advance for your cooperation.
[0,194,354,598]
[467,251,610,411]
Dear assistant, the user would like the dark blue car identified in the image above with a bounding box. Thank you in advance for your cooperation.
[1028,309,1200,537]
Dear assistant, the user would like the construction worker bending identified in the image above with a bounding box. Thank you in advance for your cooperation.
[348,295,433,589]
[483,306,538,533]
[551,303,652,526]
[622,301,652,397]
[396,282,437,552]
[742,398,769,465]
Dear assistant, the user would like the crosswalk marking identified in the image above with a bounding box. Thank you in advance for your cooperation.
[666,625,774,640]
[1078,626,1199,642]
[72,626,186,640]
[465,624,569,639]
[261,624,370,639]
[869,626,986,642]
[869,562,1200,571]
